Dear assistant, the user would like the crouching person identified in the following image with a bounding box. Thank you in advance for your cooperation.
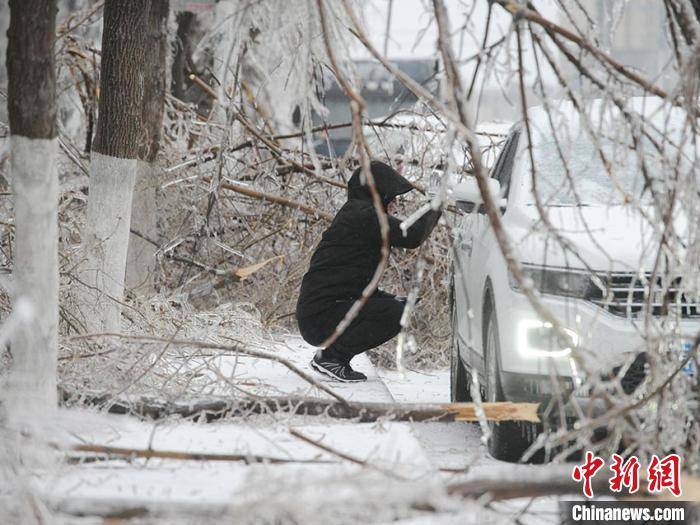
[296,161,441,382]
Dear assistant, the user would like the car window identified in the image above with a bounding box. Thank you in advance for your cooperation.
[492,129,521,199]
[489,136,508,179]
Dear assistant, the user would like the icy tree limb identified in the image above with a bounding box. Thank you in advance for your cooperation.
[447,471,614,501]
[67,443,333,465]
[67,332,349,405]
[202,175,334,221]
[61,388,540,424]
[489,0,669,100]
[448,468,700,501]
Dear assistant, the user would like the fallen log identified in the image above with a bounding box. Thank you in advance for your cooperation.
[61,389,539,423]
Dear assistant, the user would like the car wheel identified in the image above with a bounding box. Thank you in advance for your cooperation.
[450,279,471,402]
[484,300,536,462]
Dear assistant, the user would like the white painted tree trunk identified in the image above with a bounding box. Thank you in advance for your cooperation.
[5,136,58,424]
[80,152,137,332]
[125,160,158,294]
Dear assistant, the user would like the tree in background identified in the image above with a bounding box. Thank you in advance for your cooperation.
[81,0,168,330]
[4,0,59,424]
[125,0,169,294]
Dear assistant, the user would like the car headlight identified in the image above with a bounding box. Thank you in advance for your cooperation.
[509,265,591,299]
[518,320,579,358]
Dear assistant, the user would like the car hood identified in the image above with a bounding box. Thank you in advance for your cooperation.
[503,205,687,272]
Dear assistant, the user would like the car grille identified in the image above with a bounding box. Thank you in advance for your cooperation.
[586,273,700,319]
[593,353,648,396]
[613,353,648,395]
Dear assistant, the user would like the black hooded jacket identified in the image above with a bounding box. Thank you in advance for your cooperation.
[296,161,442,319]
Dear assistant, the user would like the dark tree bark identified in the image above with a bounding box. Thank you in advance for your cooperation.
[7,0,57,139]
[172,11,196,100]
[141,0,169,162]
[92,0,151,159]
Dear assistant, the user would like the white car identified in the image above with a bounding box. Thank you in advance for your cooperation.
[449,97,699,461]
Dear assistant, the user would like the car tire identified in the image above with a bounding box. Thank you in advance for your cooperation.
[484,299,537,462]
[450,279,471,402]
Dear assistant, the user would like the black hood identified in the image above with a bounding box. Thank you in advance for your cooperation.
[347,161,414,204]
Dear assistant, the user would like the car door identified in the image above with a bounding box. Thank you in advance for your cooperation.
[453,133,509,368]
[453,205,476,364]
[460,130,521,370]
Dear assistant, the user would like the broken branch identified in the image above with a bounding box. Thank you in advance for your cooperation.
[69,443,332,465]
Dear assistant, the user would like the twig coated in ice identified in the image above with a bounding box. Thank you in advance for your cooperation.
[399,203,433,236]
[395,258,426,375]
[470,369,490,445]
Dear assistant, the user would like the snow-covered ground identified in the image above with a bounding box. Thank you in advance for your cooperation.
[30,335,566,524]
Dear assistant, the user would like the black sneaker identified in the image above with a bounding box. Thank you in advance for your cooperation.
[310,350,367,383]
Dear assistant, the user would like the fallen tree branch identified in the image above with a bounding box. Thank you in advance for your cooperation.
[186,255,283,303]
[61,388,539,423]
[68,443,333,465]
[166,112,505,172]
[232,110,347,189]
[201,175,334,221]
[188,72,219,100]
[229,113,506,154]
[448,469,700,502]
[447,474,614,501]
[66,332,348,405]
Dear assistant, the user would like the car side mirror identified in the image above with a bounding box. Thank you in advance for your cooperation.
[450,177,504,212]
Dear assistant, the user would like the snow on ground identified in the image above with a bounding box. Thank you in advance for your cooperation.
[46,415,434,519]
[377,368,448,404]
[35,335,568,523]
[209,335,395,402]
[377,367,489,472]
[57,412,431,475]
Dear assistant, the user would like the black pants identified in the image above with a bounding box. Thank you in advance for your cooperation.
[297,296,405,362]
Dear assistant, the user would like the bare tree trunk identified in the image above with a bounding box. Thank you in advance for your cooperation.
[126,0,169,294]
[5,0,59,424]
[80,0,152,331]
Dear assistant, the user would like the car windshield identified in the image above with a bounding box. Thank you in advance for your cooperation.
[525,136,651,206]
[519,130,697,206]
